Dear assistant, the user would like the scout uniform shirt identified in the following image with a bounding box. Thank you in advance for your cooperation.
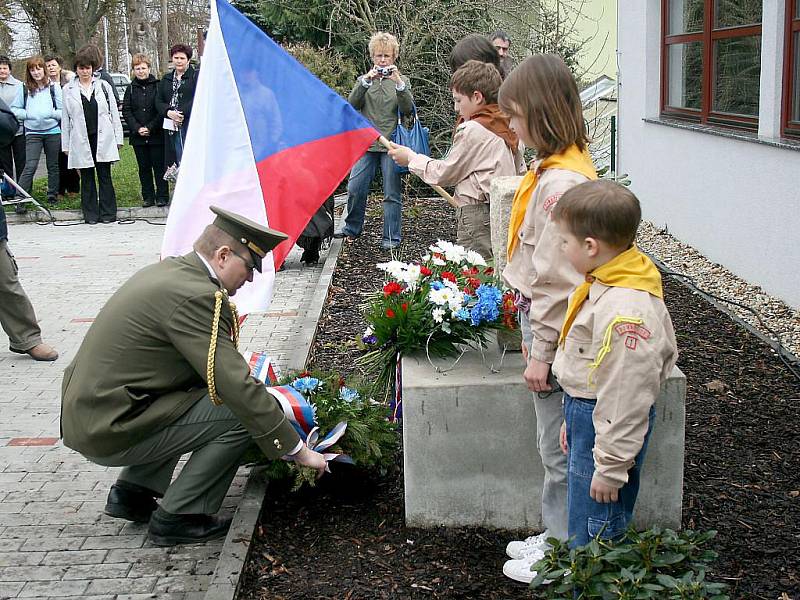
[502,165,590,363]
[60,252,300,460]
[552,282,678,488]
[407,120,523,207]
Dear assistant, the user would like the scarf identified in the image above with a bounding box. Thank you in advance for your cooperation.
[466,104,518,149]
[506,144,597,260]
[558,245,664,346]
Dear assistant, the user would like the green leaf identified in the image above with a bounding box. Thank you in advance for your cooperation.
[655,574,679,588]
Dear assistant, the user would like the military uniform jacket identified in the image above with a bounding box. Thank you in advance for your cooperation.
[552,282,678,488]
[60,252,300,459]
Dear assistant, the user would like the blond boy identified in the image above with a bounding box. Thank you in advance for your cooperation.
[551,180,678,548]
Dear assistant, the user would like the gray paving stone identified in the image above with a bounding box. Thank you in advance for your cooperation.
[19,536,84,552]
[42,550,108,565]
[2,525,65,539]
[81,535,147,550]
[0,581,25,598]
[0,552,44,567]
[62,563,132,580]
[0,538,23,551]
[0,565,68,581]
[60,522,125,537]
[84,576,157,595]
[154,575,210,593]
[18,580,89,597]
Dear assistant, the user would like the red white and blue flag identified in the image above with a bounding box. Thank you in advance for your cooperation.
[161,0,378,314]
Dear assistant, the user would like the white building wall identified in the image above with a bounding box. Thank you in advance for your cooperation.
[618,1,800,308]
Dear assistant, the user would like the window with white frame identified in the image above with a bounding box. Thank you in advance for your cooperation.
[661,0,763,129]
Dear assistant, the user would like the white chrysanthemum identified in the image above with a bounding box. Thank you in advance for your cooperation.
[363,326,374,337]
[429,286,455,306]
[447,290,465,312]
[377,260,410,280]
[442,278,460,291]
[432,308,445,323]
[432,256,446,266]
[433,240,467,263]
[465,250,488,267]
[398,263,421,288]
[422,253,431,262]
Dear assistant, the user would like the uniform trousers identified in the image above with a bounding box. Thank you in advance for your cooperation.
[454,203,492,260]
[520,314,568,541]
[86,394,254,515]
[0,240,43,353]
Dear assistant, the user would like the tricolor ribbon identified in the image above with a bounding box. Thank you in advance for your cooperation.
[266,385,354,472]
[242,351,280,384]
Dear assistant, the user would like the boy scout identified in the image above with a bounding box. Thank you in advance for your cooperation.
[61,207,326,546]
[550,180,678,549]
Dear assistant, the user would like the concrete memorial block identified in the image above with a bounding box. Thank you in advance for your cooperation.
[402,341,686,531]
[489,175,523,273]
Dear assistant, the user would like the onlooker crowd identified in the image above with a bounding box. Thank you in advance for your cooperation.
[156,44,197,180]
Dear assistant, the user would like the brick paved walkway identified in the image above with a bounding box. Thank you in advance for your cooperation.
[0,220,326,599]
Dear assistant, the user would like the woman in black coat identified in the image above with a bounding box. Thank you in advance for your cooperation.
[154,44,197,176]
[123,54,168,207]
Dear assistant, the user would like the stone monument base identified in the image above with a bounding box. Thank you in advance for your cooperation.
[402,339,685,531]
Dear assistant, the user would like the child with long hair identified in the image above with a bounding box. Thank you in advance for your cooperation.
[497,54,597,584]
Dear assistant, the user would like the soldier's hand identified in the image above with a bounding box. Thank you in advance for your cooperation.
[294,444,327,479]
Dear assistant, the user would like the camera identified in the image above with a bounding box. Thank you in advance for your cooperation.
[376,65,395,77]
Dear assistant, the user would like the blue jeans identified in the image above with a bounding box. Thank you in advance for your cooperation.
[564,393,655,548]
[341,151,402,246]
[171,125,187,166]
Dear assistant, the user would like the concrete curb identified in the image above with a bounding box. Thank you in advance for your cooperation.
[203,233,344,600]
[5,205,169,224]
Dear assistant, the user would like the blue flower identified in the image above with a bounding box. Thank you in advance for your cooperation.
[454,308,470,321]
[469,285,502,325]
[291,376,322,393]
[339,387,360,403]
[430,281,445,290]
[362,334,378,345]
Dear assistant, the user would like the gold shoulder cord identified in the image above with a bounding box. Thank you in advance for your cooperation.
[207,290,240,406]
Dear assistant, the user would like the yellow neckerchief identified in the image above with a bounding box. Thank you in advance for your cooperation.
[506,144,597,260]
[559,245,663,346]
[558,246,664,387]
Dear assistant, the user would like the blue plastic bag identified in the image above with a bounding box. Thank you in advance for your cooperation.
[391,105,430,174]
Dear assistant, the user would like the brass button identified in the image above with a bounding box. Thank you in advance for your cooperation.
[273,439,282,450]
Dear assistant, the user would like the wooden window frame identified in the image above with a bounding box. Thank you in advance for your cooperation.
[661,0,762,130]
[782,0,800,137]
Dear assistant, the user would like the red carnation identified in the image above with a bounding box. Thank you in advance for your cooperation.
[386,308,396,318]
[383,281,403,297]
[463,286,474,296]
[468,277,481,289]
[441,271,456,283]
[401,302,408,312]
[483,267,494,275]
[420,266,432,277]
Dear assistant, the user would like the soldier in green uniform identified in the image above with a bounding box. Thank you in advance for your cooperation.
[60,206,326,546]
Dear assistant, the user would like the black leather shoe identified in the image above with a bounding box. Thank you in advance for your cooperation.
[142,200,155,208]
[148,508,232,546]
[104,481,160,523]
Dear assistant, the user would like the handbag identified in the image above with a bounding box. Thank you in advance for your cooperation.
[390,105,430,174]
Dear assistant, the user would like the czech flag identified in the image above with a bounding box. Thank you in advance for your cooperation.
[161,0,378,314]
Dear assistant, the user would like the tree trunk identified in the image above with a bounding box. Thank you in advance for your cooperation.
[126,0,157,66]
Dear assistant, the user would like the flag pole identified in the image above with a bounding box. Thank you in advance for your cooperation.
[378,135,457,208]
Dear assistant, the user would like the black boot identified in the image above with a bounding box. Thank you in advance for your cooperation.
[104,480,160,523]
[148,507,232,546]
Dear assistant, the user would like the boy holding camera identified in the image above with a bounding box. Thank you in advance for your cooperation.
[550,180,678,548]
[388,60,523,260]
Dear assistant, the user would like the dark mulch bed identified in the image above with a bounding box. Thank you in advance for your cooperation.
[239,197,800,599]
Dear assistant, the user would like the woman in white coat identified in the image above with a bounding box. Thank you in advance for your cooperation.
[61,48,123,224]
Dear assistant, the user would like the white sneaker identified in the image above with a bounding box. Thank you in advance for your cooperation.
[505,531,550,559]
[502,549,546,584]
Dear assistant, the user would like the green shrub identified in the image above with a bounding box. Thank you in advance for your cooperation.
[283,43,359,98]
[531,527,729,599]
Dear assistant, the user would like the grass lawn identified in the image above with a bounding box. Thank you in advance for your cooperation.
[25,141,155,210]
